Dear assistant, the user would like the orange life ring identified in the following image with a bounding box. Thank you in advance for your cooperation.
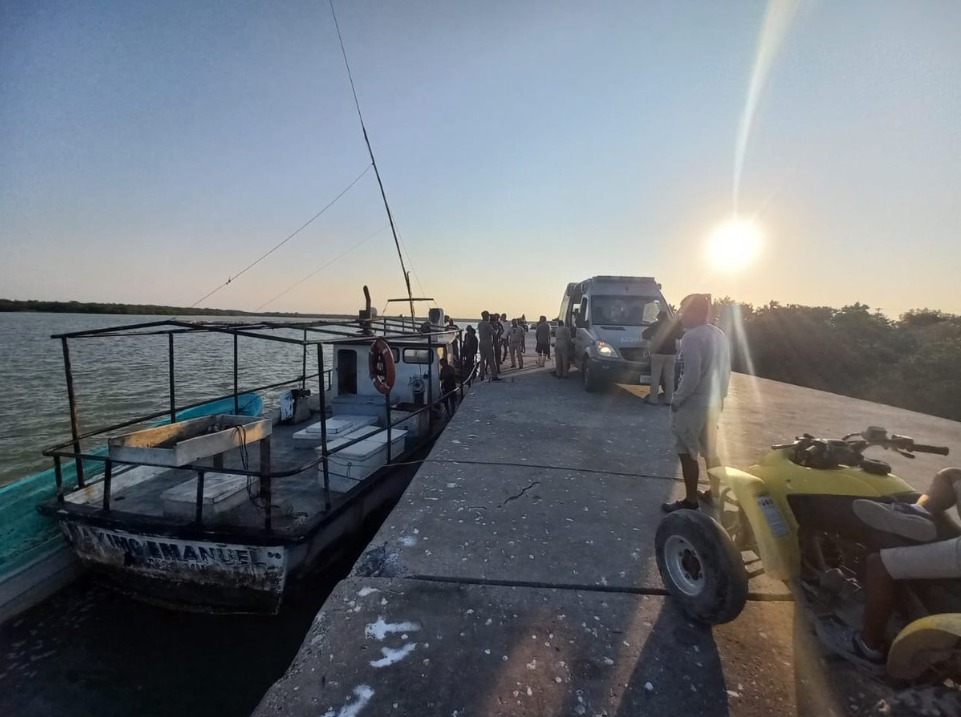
[368,338,396,395]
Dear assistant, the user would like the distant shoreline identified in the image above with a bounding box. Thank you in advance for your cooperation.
[0,299,347,319]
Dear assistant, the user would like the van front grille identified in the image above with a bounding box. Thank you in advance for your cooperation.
[618,348,649,363]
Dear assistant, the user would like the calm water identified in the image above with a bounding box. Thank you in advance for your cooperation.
[0,312,336,486]
[0,542,368,717]
[0,312,377,717]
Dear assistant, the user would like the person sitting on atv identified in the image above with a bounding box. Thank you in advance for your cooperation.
[840,467,961,665]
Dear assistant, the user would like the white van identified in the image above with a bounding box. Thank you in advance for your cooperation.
[558,276,672,391]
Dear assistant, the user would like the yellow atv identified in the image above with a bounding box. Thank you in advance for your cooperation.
[655,427,961,683]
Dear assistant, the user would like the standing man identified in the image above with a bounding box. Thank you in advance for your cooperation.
[499,312,511,366]
[461,325,478,383]
[490,313,504,370]
[661,295,730,513]
[642,310,683,405]
[553,319,572,378]
[534,316,551,367]
[508,319,526,369]
[478,311,500,382]
[439,357,458,417]
[446,316,461,365]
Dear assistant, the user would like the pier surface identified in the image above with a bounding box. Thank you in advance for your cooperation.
[253,360,961,717]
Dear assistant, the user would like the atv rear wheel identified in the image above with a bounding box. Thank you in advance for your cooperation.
[655,510,749,625]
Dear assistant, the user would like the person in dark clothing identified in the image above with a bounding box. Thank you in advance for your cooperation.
[461,325,478,383]
[534,315,551,367]
[642,310,684,405]
[491,313,505,367]
[446,317,460,364]
[499,311,510,364]
[439,357,458,417]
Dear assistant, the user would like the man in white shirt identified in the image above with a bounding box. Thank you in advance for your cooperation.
[661,294,731,513]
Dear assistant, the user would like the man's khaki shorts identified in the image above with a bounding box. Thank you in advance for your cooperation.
[671,402,720,461]
[881,537,961,580]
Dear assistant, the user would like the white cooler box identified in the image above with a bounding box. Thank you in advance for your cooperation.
[162,472,256,520]
[322,428,408,491]
[292,414,378,447]
[317,424,381,454]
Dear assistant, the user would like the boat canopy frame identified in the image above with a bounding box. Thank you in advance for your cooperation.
[42,314,467,535]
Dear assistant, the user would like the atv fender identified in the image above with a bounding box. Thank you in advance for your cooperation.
[887,613,961,681]
[709,466,800,581]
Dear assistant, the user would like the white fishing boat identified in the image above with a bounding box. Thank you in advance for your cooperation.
[5,1,461,618]
[37,299,466,613]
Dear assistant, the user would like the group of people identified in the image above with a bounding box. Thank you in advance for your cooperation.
[465,311,530,381]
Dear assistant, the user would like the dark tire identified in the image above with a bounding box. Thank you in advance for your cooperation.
[655,510,748,625]
[581,356,600,392]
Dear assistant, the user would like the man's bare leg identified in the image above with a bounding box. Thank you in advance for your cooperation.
[861,553,897,652]
[918,467,961,513]
[679,453,700,503]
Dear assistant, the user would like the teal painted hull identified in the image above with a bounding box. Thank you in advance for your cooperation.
[0,393,264,576]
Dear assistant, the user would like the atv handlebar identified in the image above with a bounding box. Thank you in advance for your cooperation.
[885,433,950,456]
[774,429,949,458]
[911,443,950,456]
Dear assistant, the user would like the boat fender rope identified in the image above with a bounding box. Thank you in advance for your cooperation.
[369,338,396,394]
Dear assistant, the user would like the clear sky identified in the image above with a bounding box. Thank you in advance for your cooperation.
[2,0,958,320]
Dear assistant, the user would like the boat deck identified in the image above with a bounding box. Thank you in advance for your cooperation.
[63,419,400,534]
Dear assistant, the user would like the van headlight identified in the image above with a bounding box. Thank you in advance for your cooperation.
[595,340,618,358]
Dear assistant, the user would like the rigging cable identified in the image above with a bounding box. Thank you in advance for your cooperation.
[329,0,418,325]
[254,223,391,311]
[395,231,435,309]
[176,163,373,316]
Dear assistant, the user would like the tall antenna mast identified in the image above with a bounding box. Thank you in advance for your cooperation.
[329,1,417,326]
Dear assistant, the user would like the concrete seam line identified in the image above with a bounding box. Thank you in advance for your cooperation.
[421,459,678,482]
[406,575,794,602]
[358,457,680,482]
[409,573,669,596]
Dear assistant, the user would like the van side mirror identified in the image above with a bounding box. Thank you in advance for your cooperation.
[575,316,586,329]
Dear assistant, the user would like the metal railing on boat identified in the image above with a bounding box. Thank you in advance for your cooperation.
[41,317,474,535]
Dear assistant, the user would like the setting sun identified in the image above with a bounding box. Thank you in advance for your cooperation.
[707,217,763,272]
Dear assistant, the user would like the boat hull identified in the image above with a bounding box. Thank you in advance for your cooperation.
[49,439,427,613]
[0,393,264,624]
[60,522,287,613]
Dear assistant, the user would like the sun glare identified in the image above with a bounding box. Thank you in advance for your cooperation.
[707,218,762,272]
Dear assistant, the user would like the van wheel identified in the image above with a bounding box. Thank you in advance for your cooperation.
[581,357,600,392]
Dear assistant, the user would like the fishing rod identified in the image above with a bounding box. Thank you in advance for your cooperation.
[329,0,418,329]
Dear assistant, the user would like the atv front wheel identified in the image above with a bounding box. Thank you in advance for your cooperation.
[655,510,749,625]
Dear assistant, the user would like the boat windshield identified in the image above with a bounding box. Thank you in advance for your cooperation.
[589,295,665,326]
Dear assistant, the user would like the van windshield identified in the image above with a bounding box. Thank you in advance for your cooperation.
[590,295,665,326]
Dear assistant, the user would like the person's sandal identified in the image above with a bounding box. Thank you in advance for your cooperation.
[815,621,886,675]
[661,499,698,514]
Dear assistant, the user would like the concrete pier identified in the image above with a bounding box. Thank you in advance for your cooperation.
[253,359,961,717]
